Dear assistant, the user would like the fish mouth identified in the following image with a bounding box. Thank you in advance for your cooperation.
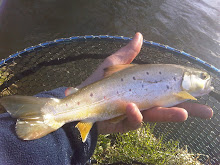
[205,78,214,93]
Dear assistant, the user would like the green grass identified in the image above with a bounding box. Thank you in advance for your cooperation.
[0,66,10,86]
[92,123,203,165]
[0,64,17,97]
[0,63,16,86]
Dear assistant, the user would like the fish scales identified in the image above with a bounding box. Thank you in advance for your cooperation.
[0,64,213,142]
[45,64,184,123]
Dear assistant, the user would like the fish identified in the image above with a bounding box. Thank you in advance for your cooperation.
[0,64,214,142]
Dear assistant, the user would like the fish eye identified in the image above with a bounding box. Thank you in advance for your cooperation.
[200,73,208,80]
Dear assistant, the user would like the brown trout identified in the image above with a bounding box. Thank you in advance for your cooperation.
[0,64,213,142]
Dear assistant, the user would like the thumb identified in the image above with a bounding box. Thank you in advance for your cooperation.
[78,32,143,88]
[104,32,143,66]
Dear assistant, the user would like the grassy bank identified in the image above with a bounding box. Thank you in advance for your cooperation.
[92,123,203,165]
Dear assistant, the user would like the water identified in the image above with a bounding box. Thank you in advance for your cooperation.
[0,0,219,67]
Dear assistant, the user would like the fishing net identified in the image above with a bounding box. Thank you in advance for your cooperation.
[0,36,219,164]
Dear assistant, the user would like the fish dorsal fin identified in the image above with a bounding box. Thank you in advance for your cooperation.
[76,121,94,142]
[65,87,79,96]
[175,91,197,101]
[104,64,134,77]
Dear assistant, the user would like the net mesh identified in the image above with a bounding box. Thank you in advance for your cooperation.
[0,37,219,164]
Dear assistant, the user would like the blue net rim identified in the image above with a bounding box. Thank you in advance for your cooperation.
[0,35,219,77]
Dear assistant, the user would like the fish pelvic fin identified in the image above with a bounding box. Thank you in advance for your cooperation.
[0,95,64,140]
[107,115,126,124]
[175,91,197,101]
[76,121,94,143]
[104,64,135,77]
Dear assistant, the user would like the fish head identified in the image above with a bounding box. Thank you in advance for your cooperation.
[181,69,214,97]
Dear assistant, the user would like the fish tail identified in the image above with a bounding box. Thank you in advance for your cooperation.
[0,95,64,140]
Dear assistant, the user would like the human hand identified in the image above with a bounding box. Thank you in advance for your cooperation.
[75,32,213,134]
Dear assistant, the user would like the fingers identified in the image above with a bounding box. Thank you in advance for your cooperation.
[177,102,213,119]
[65,87,78,96]
[97,102,212,135]
[77,32,143,88]
[123,103,143,131]
[97,103,143,134]
[123,103,188,131]
[142,107,188,122]
[124,102,213,124]
[125,102,212,124]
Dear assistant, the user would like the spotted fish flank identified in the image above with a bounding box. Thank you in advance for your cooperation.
[0,64,214,142]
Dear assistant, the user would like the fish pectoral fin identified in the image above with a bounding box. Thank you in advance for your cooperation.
[65,87,79,96]
[107,115,126,124]
[76,121,94,143]
[174,91,197,101]
[104,64,135,77]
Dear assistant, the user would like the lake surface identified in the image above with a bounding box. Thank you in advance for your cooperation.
[0,0,219,67]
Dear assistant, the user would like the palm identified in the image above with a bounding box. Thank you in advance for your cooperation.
[72,32,213,135]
